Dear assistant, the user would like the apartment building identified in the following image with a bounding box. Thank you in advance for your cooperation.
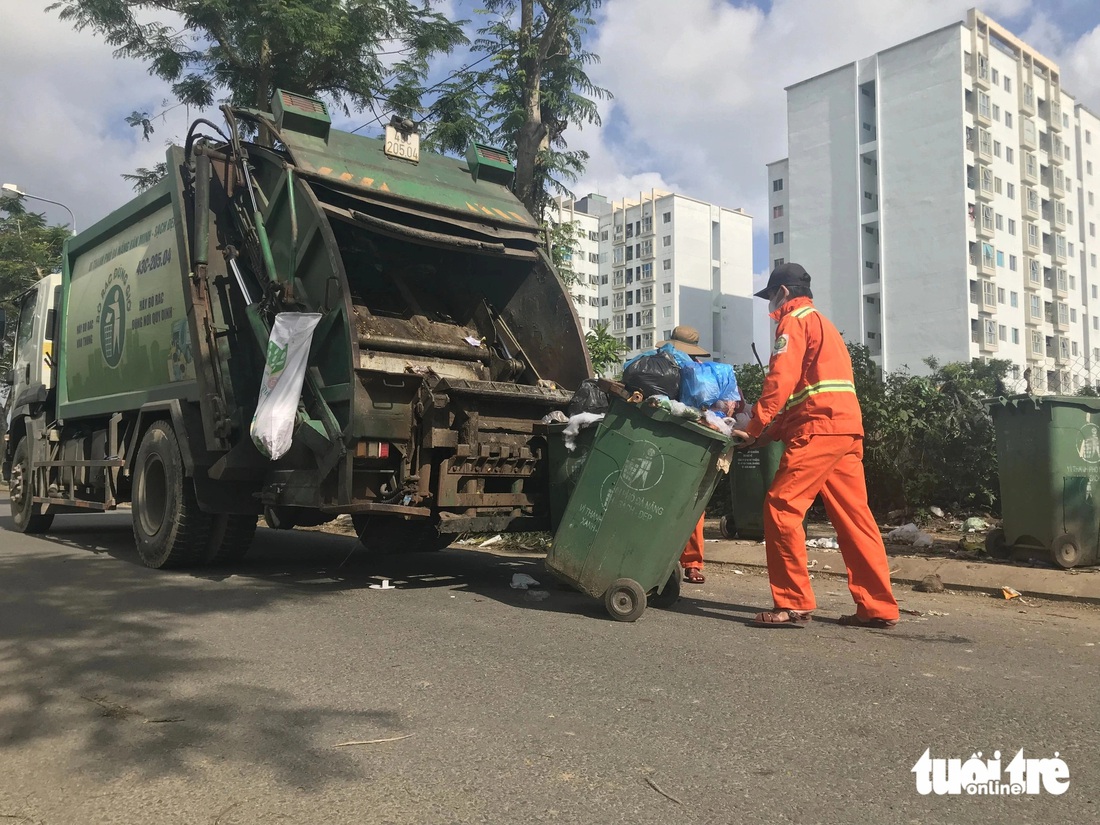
[769,8,1100,392]
[597,191,754,366]
[549,195,607,333]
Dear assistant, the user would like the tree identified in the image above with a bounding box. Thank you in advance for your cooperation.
[426,1,610,216]
[49,0,467,155]
[0,201,68,379]
[585,321,625,376]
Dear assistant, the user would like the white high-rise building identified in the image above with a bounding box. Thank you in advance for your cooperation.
[562,190,753,369]
[769,7,1100,393]
[549,195,606,334]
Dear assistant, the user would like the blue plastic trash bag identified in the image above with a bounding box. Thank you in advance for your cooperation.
[657,343,695,369]
[680,361,741,409]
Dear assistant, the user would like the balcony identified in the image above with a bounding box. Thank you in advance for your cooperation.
[1020,82,1036,115]
[976,129,994,161]
[1050,134,1065,165]
[1045,201,1067,231]
[1024,226,1041,254]
[1020,120,1037,150]
[979,281,998,313]
[975,166,995,201]
[1050,235,1068,264]
[976,244,997,276]
[1021,155,1039,185]
[973,54,991,89]
[976,208,994,239]
[1023,190,1040,218]
[1049,99,1063,131]
[1025,260,1042,291]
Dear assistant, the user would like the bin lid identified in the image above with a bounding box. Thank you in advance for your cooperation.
[985,393,1100,415]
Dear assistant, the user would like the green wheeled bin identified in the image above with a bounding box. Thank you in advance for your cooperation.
[546,396,734,621]
[720,441,784,540]
[988,394,1100,568]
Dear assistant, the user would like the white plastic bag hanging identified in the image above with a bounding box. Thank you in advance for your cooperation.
[250,312,322,459]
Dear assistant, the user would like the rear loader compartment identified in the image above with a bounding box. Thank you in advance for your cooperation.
[3,90,591,567]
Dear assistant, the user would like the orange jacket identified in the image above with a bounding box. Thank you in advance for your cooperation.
[744,297,863,442]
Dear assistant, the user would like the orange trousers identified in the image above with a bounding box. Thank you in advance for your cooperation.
[763,434,898,621]
[680,515,705,570]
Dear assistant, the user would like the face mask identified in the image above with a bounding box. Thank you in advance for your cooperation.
[768,289,786,314]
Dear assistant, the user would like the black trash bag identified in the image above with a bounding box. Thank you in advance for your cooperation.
[623,353,681,400]
[566,378,610,417]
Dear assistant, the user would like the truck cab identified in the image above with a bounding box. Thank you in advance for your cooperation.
[3,274,60,459]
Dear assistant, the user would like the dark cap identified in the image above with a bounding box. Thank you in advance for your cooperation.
[658,325,710,357]
[754,262,811,299]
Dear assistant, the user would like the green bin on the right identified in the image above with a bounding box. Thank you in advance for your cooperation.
[988,394,1100,568]
[720,441,785,540]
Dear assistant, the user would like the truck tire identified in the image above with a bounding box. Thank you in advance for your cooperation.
[204,514,258,565]
[132,421,212,569]
[352,515,453,554]
[10,437,54,534]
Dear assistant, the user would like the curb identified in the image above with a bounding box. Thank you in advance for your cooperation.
[702,541,1100,606]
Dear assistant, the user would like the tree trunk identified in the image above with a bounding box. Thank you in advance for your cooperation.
[255,38,274,147]
[513,0,547,216]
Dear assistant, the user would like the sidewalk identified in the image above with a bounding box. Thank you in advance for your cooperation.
[703,536,1100,605]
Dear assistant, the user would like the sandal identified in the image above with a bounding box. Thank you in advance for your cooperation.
[683,568,705,584]
[838,614,898,629]
[750,608,812,628]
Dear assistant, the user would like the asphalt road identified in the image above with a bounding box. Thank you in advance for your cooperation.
[1,496,1097,825]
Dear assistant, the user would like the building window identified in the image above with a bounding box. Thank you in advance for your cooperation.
[1006,146,1014,164]
[1009,254,1018,270]
[662,235,671,247]
[1007,182,1015,199]
[999,324,1007,342]
[662,212,671,224]
[1092,254,1098,268]
[992,103,1001,120]
[1005,76,1012,92]
[1008,219,1016,236]
[1088,130,1093,145]
[773,231,784,244]
[662,282,672,294]
[993,140,1001,158]
[1089,161,1094,176]
[997,250,1005,267]
[1011,328,1019,344]
[997,287,1006,304]
[991,68,999,83]
[995,213,1003,230]
[978,91,991,120]
[662,259,672,271]
[601,229,608,241]
[773,178,784,192]
[1005,111,1013,127]
[1010,291,1018,307]
[663,306,672,319]
[773,204,784,218]
[774,258,785,268]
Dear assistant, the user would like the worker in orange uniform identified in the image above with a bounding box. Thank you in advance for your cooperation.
[731,263,899,628]
[660,326,710,584]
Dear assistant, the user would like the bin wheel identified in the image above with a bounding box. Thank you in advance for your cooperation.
[984,528,1010,559]
[648,570,681,610]
[719,514,736,540]
[603,578,647,622]
[1051,534,1081,569]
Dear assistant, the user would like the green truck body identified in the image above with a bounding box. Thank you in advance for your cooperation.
[3,91,591,567]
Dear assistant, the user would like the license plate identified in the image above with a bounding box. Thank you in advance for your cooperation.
[384,125,420,163]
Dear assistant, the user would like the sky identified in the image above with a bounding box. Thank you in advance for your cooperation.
[3,0,1100,285]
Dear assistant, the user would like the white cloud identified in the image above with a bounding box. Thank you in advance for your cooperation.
[578,0,1049,228]
[0,5,201,232]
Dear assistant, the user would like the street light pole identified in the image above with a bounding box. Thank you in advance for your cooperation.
[1,183,77,233]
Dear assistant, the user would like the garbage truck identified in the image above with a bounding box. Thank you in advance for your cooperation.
[1,90,590,568]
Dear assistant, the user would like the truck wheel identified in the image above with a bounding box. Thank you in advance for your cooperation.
[205,514,258,565]
[10,437,54,534]
[132,421,212,569]
[352,515,453,553]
